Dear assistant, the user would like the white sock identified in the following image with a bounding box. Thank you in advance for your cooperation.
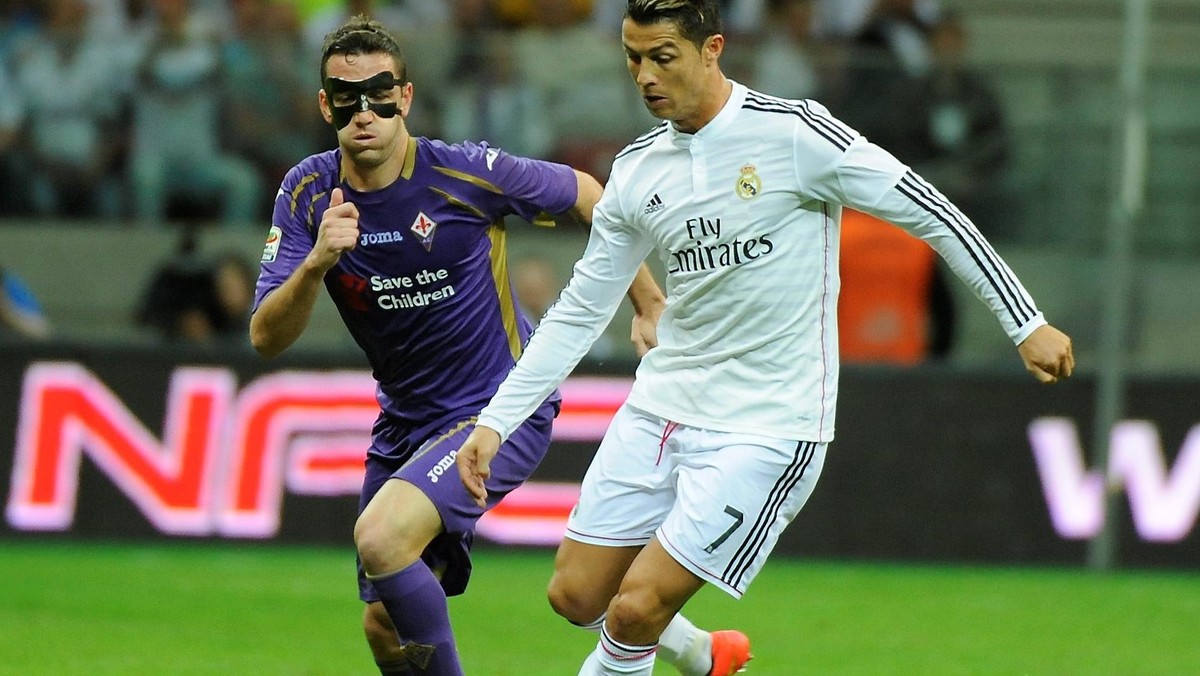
[575,612,711,674]
[578,625,657,675]
[576,612,607,633]
[657,614,713,676]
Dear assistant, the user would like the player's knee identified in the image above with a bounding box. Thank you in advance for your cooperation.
[353,512,384,567]
[547,572,607,625]
[604,588,673,642]
[354,510,432,574]
[354,512,405,572]
[356,481,442,574]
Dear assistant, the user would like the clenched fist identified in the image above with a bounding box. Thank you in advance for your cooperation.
[307,187,359,273]
[1018,324,1075,384]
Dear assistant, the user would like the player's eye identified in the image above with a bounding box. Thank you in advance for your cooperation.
[333,94,357,106]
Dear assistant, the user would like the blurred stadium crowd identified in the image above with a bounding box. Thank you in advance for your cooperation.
[1,0,1197,366]
[0,0,1012,231]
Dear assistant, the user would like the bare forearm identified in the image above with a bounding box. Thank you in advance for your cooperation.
[249,259,327,357]
[626,263,665,356]
[627,263,665,314]
[571,169,604,226]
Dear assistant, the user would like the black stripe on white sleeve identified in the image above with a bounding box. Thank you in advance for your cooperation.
[897,171,1036,325]
[613,122,669,161]
[742,92,853,151]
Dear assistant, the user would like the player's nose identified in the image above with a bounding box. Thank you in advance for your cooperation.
[636,70,657,88]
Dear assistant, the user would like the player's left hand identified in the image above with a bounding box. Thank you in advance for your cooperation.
[630,309,661,357]
[456,426,502,509]
[1018,324,1075,384]
[627,263,665,357]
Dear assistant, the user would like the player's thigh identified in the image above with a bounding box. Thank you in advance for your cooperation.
[660,437,826,598]
[356,478,443,567]
[565,404,678,546]
[396,401,555,533]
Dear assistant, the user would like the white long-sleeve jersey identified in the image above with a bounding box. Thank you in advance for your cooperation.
[479,81,1045,443]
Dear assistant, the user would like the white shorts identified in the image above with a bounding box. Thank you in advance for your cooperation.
[565,404,826,598]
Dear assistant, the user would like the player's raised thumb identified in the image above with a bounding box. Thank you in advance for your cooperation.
[330,187,344,207]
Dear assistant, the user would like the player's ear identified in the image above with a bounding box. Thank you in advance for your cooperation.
[318,87,333,125]
[399,81,414,119]
[704,33,724,65]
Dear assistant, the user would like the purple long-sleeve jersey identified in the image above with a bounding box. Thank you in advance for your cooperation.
[254,138,577,427]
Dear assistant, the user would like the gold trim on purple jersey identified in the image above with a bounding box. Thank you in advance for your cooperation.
[401,137,418,180]
[289,172,320,217]
[429,187,488,220]
[431,166,504,194]
[487,221,523,361]
[405,417,477,466]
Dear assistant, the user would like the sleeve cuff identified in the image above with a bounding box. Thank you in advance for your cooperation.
[475,413,513,444]
[1011,314,1047,345]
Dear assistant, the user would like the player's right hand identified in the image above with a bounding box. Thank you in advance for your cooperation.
[308,187,359,273]
[1018,324,1075,384]
[456,426,502,509]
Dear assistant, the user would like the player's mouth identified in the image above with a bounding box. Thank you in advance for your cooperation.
[643,93,668,109]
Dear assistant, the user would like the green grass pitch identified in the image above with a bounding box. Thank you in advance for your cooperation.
[0,540,1196,674]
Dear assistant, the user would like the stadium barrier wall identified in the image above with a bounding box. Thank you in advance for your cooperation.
[1,340,1197,569]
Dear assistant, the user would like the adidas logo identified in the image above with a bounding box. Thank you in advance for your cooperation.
[644,193,665,214]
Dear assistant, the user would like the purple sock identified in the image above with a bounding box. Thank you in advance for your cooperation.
[369,560,464,675]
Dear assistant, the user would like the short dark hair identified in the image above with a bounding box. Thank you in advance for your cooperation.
[625,0,722,48]
[319,15,407,83]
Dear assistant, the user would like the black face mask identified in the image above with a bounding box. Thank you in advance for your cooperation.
[323,71,405,129]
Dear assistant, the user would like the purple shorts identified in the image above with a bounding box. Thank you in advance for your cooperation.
[358,399,557,600]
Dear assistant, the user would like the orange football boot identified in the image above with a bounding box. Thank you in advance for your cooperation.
[708,630,752,675]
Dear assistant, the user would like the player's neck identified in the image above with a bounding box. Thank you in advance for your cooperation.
[341,130,411,192]
[674,75,732,135]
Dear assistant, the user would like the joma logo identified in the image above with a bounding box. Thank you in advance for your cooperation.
[360,231,404,246]
[426,450,458,484]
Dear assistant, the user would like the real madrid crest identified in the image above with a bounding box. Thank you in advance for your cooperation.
[735,164,761,200]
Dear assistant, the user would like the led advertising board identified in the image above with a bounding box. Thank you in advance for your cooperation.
[1,345,1196,567]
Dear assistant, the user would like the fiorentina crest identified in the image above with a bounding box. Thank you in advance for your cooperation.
[410,212,437,251]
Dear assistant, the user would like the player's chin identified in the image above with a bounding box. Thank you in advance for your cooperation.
[346,146,387,166]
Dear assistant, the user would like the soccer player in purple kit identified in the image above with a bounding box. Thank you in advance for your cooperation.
[250,15,745,676]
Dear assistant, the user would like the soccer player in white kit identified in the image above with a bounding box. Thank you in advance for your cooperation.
[457,2,1075,674]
